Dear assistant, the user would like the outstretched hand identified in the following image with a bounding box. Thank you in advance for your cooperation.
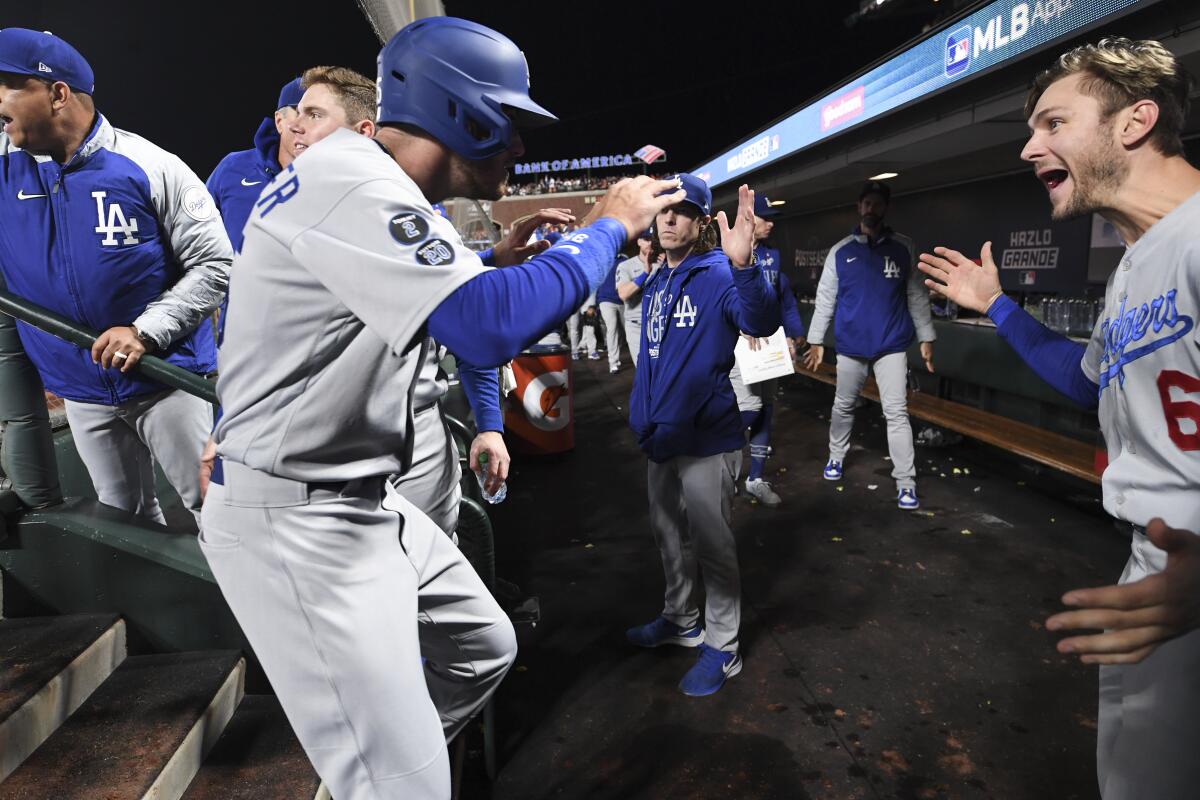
[491,208,576,266]
[917,242,1004,314]
[716,184,756,268]
[1046,518,1200,664]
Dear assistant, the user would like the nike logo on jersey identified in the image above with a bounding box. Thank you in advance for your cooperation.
[241,178,262,186]
[1098,290,1195,390]
[846,256,857,262]
[17,190,46,200]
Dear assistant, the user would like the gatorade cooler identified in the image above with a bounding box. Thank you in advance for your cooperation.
[504,345,575,455]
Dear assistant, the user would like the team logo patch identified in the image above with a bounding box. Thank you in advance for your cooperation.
[389,212,429,245]
[181,185,214,221]
[415,238,455,266]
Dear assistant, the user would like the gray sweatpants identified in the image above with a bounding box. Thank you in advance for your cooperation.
[1096,530,1200,799]
[200,463,516,800]
[390,406,461,536]
[64,388,211,524]
[599,302,625,369]
[646,451,742,653]
[828,351,916,490]
[0,308,61,508]
[625,317,643,367]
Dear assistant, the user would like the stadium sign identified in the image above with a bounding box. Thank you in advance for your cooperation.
[514,154,637,175]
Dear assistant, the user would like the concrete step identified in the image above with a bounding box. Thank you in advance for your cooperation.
[180,695,326,800]
[0,650,244,800]
[0,613,126,781]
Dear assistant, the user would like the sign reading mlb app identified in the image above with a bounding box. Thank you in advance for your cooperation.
[945,26,971,77]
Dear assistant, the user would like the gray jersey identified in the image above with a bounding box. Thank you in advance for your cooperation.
[1081,190,1200,578]
[214,128,488,482]
[615,255,652,322]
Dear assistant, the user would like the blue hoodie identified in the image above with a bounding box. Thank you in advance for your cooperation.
[629,249,779,462]
[206,117,284,252]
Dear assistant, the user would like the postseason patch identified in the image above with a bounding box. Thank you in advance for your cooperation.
[389,212,429,245]
[415,238,455,266]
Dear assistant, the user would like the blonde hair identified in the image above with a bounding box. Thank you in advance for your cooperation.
[300,65,377,125]
[1025,37,1191,156]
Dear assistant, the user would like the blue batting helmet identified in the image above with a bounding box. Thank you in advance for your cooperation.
[375,17,557,160]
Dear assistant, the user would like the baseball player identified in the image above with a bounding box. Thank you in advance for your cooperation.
[597,252,626,372]
[0,29,230,525]
[199,17,684,799]
[919,38,1200,799]
[803,180,935,510]
[626,174,779,696]
[729,193,806,506]
[567,291,600,360]
[615,230,659,368]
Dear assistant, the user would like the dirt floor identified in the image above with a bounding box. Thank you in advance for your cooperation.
[468,355,1125,800]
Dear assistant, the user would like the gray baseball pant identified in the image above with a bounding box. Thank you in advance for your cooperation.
[0,308,61,508]
[567,312,596,355]
[729,363,776,414]
[828,351,916,490]
[599,302,625,369]
[200,463,516,800]
[624,317,642,367]
[390,406,461,536]
[64,388,211,524]
[1096,527,1200,799]
[646,451,742,653]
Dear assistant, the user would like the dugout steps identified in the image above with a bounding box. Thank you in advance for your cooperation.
[0,618,326,800]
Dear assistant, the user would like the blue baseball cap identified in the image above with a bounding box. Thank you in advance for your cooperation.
[753,193,780,219]
[276,77,304,110]
[0,29,94,95]
[659,172,711,216]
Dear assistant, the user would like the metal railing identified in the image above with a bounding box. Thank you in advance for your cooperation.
[0,289,218,406]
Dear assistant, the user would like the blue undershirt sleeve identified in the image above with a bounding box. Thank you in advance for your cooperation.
[428,218,627,367]
[457,357,504,432]
[477,247,495,267]
[778,272,805,338]
[988,294,1099,409]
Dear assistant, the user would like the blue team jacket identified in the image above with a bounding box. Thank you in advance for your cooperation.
[809,227,933,359]
[0,115,230,404]
[629,249,779,462]
[755,244,805,338]
[206,117,283,252]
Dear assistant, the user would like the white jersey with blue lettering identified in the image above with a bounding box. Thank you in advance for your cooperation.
[1081,190,1200,580]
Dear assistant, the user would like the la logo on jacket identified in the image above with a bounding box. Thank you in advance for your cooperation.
[882,257,900,279]
[673,295,698,328]
[91,191,139,246]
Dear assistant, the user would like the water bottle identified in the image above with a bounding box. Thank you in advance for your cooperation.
[476,452,507,504]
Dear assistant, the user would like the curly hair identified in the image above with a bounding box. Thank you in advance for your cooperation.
[1025,37,1191,156]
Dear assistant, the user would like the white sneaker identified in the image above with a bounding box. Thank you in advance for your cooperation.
[744,478,781,506]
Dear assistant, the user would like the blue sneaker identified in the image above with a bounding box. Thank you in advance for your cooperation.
[897,488,919,510]
[679,644,742,697]
[823,460,843,481]
[625,616,705,648]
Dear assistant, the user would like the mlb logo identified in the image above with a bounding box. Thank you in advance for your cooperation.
[945,26,971,77]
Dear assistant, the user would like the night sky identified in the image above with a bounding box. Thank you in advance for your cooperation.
[7,0,952,179]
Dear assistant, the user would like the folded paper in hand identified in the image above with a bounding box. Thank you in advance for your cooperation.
[733,327,795,384]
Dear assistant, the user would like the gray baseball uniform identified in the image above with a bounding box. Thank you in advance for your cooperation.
[202,129,516,800]
[1077,190,1200,800]
[615,255,652,366]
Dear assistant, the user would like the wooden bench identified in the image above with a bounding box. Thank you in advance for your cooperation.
[798,363,1100,484]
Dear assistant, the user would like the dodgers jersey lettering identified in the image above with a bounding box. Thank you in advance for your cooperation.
[214,128,489,482]
[1081,190,1200,576]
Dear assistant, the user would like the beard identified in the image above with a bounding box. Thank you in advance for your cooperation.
[448,151,508,202]
[1053,125,1129,221]
[860,213,881,229]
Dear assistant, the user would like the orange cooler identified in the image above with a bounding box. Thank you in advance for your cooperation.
[504,346,575,455]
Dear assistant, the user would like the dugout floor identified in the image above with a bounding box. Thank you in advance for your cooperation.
[469,356,1125,800]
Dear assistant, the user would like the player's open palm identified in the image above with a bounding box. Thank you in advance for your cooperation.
[1046,518,1200,664]
[917,241,1003,314]
[716,184,756,268]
